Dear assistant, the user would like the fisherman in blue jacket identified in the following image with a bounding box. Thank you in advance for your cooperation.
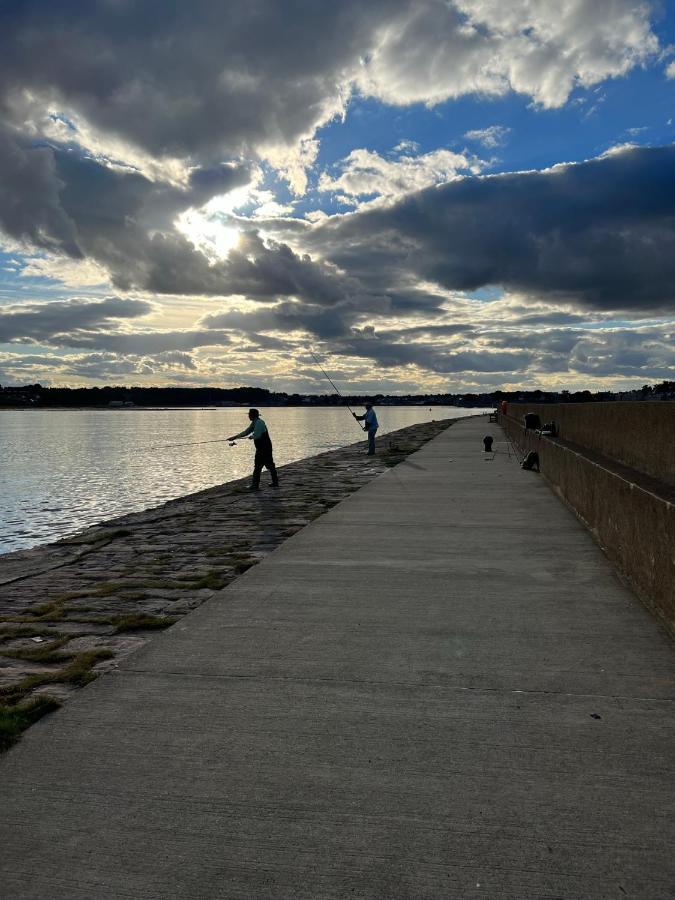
[227,408,279,490]
[353,402,378,455]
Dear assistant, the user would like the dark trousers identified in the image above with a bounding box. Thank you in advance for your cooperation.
[252,436,278,488]
[367,428,377,455]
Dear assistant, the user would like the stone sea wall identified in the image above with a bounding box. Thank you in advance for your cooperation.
[501,404,674,636]
[505,400,675,485]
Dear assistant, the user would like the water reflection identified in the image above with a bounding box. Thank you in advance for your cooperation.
[0,406,488,553]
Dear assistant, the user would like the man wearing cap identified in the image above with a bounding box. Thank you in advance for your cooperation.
[227,408,279,491]
[353,402,378,455]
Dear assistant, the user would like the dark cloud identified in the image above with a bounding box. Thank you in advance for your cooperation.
[569,328,675,377]
[155,351,197,370]
[239,333,299,352]
[311,145,675,314]
[0,1,394,159]
[0,296,151,342]
[55,151,250,234]
[201,302,355,340]
[211,232,359,306]
[485,329,585,354]
[0,125,81,256]
[332,334,533,374]
[0,1,656,160]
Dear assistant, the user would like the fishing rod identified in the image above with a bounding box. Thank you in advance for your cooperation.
[308,348,364,432]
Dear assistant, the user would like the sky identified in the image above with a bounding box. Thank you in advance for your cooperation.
[0,0,674,395]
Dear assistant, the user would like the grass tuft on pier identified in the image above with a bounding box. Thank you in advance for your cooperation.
[0,696,61,752]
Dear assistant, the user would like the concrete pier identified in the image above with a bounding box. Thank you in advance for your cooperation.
[1,417,673,899]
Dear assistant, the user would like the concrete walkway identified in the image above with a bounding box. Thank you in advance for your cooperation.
[1,417,673,899]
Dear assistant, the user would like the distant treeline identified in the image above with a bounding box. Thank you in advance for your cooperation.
[1,385,283,408]
[1,381,673,408]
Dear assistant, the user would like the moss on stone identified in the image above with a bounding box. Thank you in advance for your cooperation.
[113,613,179,632]
[0,649,114,705]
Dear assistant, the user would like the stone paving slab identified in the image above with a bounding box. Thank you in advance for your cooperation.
[1,416,673,899]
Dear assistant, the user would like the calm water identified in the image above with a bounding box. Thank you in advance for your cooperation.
[0,406,488,554]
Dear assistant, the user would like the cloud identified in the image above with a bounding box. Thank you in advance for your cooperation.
[0,347,202,382]
[309,144,675,314]
[201,302,534,374]
[394,140,421,153]
[0,132,345,300]
[0,2,669,391]
[0,4,665,314]
[55,329,233,355]
[464,125,511,148]
[0,1,659,173]
[334,334,534,374]
[2,315,673,390]
[0,123,250,247]
[0,123,255,286]
[0,296,152,342]
[666,61,675,79]
[318,146,482,205]
[485,328,585,355]
[200,302,357,341]
[568,327,675,378]
[0,1,386,166]
[356,0,657,109]
[0,124,82,257]
[0,131,372,305]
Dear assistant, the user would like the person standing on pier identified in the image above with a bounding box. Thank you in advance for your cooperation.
[227,409,279,491]
[353,402,378,455]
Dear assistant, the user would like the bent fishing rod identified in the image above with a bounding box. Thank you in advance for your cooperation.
[308,348,364,432]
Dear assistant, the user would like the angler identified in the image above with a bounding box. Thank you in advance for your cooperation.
[227,408,279,491]
[353,402,378,455]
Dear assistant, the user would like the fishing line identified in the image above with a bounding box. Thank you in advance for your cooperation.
[143,436,240,452]
[308,348,364,433]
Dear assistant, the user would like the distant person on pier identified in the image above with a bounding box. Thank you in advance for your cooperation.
[227,409,279,491]
[353,402,379,455]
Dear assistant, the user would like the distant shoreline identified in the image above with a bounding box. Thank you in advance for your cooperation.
[0,403,491,412]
